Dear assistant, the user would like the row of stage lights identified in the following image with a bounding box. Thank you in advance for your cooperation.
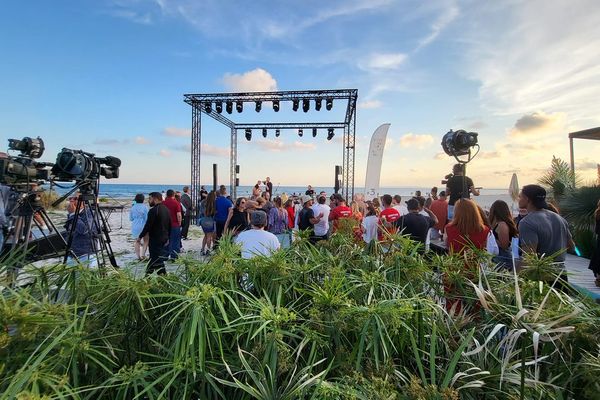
[203,98,334,114]
[244,128,335,141]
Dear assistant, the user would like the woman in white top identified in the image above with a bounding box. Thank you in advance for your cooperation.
[362,205,379,244]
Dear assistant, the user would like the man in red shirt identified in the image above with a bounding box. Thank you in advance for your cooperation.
[162,189,183,259]
[429,190,448,239]
[328,194,352,232]
[379,194,400,239]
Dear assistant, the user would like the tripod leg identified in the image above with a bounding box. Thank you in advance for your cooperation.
[63,198,84,265]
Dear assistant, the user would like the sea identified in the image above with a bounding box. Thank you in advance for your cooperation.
[46,183,515,210]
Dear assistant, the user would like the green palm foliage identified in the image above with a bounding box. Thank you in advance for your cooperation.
[1,231,599,399]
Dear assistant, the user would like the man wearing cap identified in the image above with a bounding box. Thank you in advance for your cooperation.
[297,195,323,235]
[518,184,573,267]
[234,211,280,259]
[394,198,438,245]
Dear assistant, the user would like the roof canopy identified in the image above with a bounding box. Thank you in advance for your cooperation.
[569,127,600,140]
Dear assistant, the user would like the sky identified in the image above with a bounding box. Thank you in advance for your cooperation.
[1,0,599,190]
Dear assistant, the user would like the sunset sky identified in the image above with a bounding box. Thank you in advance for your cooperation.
[1,1,599,189]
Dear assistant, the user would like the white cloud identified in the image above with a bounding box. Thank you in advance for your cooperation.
[292,141,316,151]
[399,133,434,149]
[202,143,230,157]
[159,149,172,157]
[463,1,600,124]
[222,68,278,92]
[359,52,407,70]
[416,1,459,49]
[162,127,191,137]
[134,136,150,144]
[251,139,315,152]
[358,100,383,109]
[93,138,128,146]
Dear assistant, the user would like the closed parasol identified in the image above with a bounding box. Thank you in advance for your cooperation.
[509,173,519,202]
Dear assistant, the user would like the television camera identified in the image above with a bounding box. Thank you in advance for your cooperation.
[441,129,480,163]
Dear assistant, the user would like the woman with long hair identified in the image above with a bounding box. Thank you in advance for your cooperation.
[284,199,295,229]
[200,191,217,255]
[445,199,490,254]
[362,205,379,244]
[489,200,518,268]
[224,197,249,236]
[268,197,290,247]
[129,193,148,260]
[589,199,600,287]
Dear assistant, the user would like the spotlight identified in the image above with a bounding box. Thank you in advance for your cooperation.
[262,128,267,138]
[327,128,335,141]
[326,98,333,111]
[292,99,299,112]
[236,101,243,113]
[215,101,223,113]
[315,98,322,111]
[298,129,303,137]
[275,129,280,137]
[302,99,310,112]
[204,102,212,113]
[273,100,280,112]
[441,129,479,157]
[245,129,252,141]
[255,101,262,112]
[312,128,317,137]
[226,100,233,114]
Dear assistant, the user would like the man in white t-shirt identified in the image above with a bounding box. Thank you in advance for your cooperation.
[392,195,409,216]
[311,195,331,240]
[234,211,280,259]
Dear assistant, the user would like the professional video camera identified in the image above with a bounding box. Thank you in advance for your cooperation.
[441,173,454,185]
[441,129,479,157]
[0,137,53,187]
[51,148,121,182]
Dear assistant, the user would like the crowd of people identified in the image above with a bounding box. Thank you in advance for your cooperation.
[127,167,589,290]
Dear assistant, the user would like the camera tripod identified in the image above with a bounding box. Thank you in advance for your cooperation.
[58,180,119,269]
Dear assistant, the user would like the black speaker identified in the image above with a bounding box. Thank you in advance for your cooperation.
[235,165,240,174]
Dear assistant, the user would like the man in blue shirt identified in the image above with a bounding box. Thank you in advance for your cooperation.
[215,186,233,242]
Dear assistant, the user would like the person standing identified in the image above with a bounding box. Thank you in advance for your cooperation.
[252,180,262,199]
[445,164,480,219]
[235,211,280,259]
[298,195,323,237]
[198,190,217,256]
[395,198,437,245]
[311,195,331,241]
[162,189,182,259]
[518,184,573,271]
[139,192,171,275]
[180,186,193,240]
[268,197,290,247]
[64,199,100,267]
[329,194,352,233]
[224,197,249,236]
[362,205,379,244]
[392,195,409,216]
[215,186,233,242]
[264,177,273,199]
[305,185,315,197]
[129,193,149,260]
[588,199,600,287]
[379,194,401,238]
[199,185,208,201]
[429,191,448,239]
[488,200,519,269]
[262,191,274,215]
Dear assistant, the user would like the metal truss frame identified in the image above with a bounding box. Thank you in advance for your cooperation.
[184,89,358,219]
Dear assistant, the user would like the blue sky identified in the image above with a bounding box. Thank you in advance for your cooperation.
[1,0,599,189]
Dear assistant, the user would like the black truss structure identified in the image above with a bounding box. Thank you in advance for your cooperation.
[184,89,358,219]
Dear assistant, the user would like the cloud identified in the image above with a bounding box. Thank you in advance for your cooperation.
[292,141,316,151]
[171,143,229,157]
[416,1,459,49]
[162,127,191,137]
[399,133,434,149]
[93,138,128,146]
[358,100,383,109]
[509,111,567,137]
[359,52,407,70]
[462,1,600,123]
[478,151,501,159]
[252,139,315,152]
[575,159,598,171]
[159,149,172,157]
[433,152,447,160]
[134,136,150,144]
[108,8,153,25]
[469,121,487,130]
[222,68,278,92]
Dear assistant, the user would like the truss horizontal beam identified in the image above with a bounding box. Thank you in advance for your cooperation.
[234,122,346,130]
[184,89,357,104]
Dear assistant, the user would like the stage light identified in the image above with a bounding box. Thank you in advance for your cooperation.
[245,129,252,141]
[275,129,280,137]
[215,101,223,113]
[315,98,322,111]
[298,129,303,137]
[273,100,280,112]
[292,99,299,112]
[312,128,317,137]
[302,99,310,112]
[255,101,262,112]
[204,102,212,113]
[236,101,243,113]
[226,100,233,114]
[262,128,267,138]
[326,98,333,111]
[327,128,335,140]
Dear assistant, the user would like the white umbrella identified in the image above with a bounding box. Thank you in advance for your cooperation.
[509,173,519,202]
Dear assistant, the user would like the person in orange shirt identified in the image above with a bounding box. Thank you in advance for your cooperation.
[429,191,448,240]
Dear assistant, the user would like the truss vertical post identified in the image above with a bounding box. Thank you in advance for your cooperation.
[230,127,237,199]
[190,104,201,223]
[350,103,356,201]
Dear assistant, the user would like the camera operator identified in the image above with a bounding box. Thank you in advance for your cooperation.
[445,164,480,220]
[64,195,100,267]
